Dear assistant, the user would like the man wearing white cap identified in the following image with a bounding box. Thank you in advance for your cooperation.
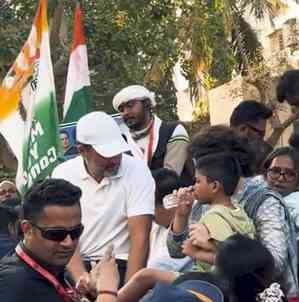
[52,111,155,288]
[113,85,191,183]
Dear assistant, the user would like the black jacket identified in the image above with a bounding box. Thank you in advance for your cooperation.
[0,246,67,302]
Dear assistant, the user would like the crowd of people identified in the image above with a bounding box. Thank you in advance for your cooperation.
[1,70,299,302]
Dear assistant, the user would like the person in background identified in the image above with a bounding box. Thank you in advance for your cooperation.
[0,197,21,258]
[112,85,193,185]
[147,168,191,272]
[59,130,77,157]
[277,69,299,106]
[263,147,299,197]
[263,147,299,267]
[0,181,18,204]
[229,100,273,176]
[229,100,272,141]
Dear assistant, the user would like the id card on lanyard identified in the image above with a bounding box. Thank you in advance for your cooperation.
[15,244,81,302]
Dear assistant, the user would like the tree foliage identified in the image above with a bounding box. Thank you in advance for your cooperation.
[0,0,296,163]
[1,0,183,120]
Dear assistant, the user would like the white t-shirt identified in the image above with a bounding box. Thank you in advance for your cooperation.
[52,154,155,261]
[147,223,192,272]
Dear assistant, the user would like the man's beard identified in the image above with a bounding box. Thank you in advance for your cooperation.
[103,165,120,177]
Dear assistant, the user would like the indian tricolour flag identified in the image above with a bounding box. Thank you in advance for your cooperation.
[63,3,91,123]
[0,0,61,193]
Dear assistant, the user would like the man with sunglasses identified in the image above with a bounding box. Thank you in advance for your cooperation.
[0,178,84,302]
[230,100,273,141]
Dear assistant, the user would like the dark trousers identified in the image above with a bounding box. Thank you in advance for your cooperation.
[84,258,127,288]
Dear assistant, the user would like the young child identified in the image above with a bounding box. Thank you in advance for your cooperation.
[117,153,256,302]
[181,152,256,272]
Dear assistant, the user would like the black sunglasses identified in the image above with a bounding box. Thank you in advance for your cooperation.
[32,223,84,242]
[245,123,265,138]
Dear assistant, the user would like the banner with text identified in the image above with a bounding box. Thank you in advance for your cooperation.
[0,0,62,193]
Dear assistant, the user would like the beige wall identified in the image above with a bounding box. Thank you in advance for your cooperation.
[208,76,260,126]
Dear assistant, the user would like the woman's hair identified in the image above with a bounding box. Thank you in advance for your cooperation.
[263,147,299,183]
[215,234,276,302]
[190,125,255,177]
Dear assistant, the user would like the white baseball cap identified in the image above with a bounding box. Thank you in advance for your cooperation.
[112,85,156,111]
[76,111,130,157]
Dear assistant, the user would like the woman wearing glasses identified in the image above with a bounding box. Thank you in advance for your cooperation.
[264,147,299,197]
[263,147,299,245]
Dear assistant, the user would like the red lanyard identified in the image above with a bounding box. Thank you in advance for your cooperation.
[15,244,79,302]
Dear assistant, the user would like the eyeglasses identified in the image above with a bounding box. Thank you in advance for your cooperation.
[32,223,84,242]
[267,167,297,182]
[245,123,265,138]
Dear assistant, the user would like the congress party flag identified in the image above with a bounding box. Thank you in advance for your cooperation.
[63,3,91,123]
[0,0,61,193]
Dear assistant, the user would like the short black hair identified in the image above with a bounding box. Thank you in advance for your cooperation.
[216,234,275,302]
[195,153,241,196]
[0,197,21,232]
[190,125,255,177]
[22,179,82,222]
[151,168,181,206]
[230,100,272,127]
[289,133,299,150]
[277,69,299,103]
[263,147,299,177]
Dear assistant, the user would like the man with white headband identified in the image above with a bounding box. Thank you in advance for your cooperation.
[113,85,191,182]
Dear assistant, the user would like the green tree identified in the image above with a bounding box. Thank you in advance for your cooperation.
[0,0,296,172]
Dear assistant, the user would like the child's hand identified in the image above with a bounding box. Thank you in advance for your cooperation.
[182,239,201,258]
[90,245,120,293]
[175,186,195,218]
[76,271,96,297]
[189,223,210,247]
[182,238,216,264]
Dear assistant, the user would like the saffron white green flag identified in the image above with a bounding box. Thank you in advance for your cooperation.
[0,0,62,193]
[63,3,91,123]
